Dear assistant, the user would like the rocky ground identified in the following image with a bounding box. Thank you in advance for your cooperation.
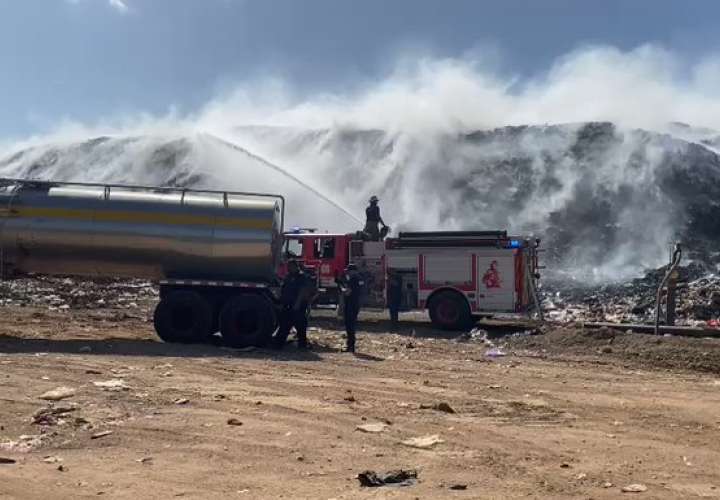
[0,276,719,499]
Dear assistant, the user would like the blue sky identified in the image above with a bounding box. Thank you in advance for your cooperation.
[0,0,718,138]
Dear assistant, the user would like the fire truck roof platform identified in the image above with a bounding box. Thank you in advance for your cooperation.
[390,230,522,249]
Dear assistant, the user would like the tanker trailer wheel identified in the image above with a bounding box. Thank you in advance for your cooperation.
[219,294,277,348]
[428,291,472,331]
[153,290,213,343]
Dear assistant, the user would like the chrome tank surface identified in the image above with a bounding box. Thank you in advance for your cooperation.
[0,179,283,282]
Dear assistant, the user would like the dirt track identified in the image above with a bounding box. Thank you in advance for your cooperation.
[1,307,720,499]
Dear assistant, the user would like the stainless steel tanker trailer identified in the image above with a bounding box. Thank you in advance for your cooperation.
[0,178,285,347]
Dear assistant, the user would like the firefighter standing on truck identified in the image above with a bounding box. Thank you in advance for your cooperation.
[273,260,314,350]
[363,195,386,241]
[338,263,364,353]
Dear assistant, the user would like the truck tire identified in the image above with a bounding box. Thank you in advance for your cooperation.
[428,291,472,331]
[219,294,277,348]
[153,291,213,343]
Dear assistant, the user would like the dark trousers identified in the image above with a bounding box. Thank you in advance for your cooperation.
[363,221,380,241]
[344,300,359,348]
[389,304,399,330]
[275,307,308,347]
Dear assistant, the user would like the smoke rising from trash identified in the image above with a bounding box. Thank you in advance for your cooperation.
[3,45,720,282]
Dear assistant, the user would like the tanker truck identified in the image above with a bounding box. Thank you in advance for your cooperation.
[0,178,285,348]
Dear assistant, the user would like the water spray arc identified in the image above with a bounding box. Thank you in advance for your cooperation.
[204,134,364,226]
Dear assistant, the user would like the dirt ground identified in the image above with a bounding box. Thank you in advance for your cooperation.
[1,306,719,499]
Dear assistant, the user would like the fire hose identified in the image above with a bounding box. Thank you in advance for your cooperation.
[654,243,682,336]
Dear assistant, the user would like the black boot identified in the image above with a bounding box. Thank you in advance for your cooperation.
[297,335,309,350]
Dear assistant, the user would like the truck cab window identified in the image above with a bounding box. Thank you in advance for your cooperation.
[285,238,303,258]
[313,238,335,259]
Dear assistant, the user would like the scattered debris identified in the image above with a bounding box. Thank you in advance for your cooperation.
[621,483,648,493]
[137,457,153,464]
[421,402,456,413]
[43,456,62,463]
[485,348,507,357]
[85,369,103,375]
[0,434,45,453]
[433,402,455,414]
[0,276,157,311]
[79,346,92,354]
[401,434,444,449]
[449,484,468,490]
[93,379,130,392]
[173,398,190,405]
[455,328,491,343]
[38,387,76,401]
[32,405,77,426]
[356,423,387,433]
[227,418,243,426]
[91,430,113,440]
[357,469,418,487]
[0,457,16,464]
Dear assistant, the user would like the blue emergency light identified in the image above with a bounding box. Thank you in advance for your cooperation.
[507,240,521,248]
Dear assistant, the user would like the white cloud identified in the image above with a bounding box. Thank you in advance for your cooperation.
[65,0,130,14]
[108,0,129,13]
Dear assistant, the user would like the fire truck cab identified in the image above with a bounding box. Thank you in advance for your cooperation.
[280,230,353,306]
[281,229,541,330]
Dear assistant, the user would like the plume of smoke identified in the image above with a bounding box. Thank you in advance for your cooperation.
[197,45,720,135]
[3,44,720,281]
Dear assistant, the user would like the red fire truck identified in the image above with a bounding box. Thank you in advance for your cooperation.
[280,229,542,330]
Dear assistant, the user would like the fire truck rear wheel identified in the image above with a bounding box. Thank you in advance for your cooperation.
[428,291,472,331]
[153,290,213,343]
[219,294,277,348]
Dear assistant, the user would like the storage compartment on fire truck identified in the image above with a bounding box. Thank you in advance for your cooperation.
[350,241,386,308]
[385,252,419,311]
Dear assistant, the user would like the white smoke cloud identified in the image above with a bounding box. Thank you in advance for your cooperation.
[3,44,720,282]
[10,44,720,151]
[195,45,720,136]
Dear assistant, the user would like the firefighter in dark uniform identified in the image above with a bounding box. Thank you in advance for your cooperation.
[363,195,386,241]
[338,263,364,353]
[273,260,314,350]
[387,270,402,332]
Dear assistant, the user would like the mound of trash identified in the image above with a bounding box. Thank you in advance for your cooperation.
[5,122,720,280]
[0,275,157,311]
[543,262,720,326]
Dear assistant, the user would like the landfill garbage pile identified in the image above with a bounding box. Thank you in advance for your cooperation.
[5,122,720,280]
[542,262,720,326]
[0,275,157,311]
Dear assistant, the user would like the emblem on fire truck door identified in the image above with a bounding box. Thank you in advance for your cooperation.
[482,260,502,289]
